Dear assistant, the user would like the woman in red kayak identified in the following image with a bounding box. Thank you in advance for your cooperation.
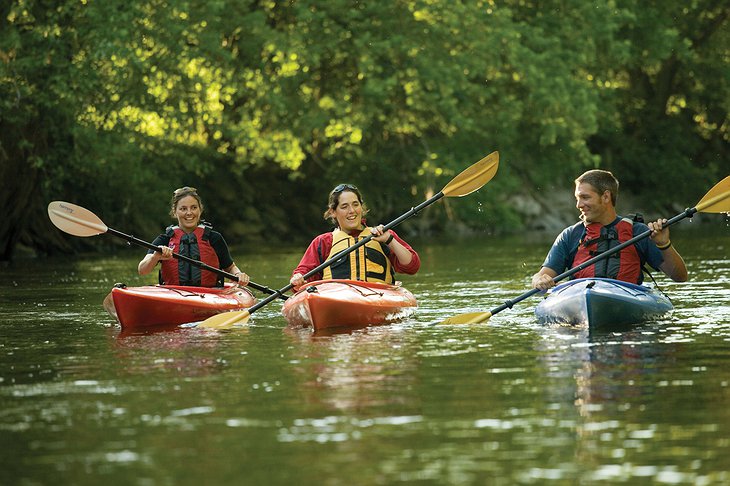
[138,186,249,287]
[289,183,420,290]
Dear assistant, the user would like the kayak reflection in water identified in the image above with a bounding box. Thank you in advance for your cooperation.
[137,186,249,288]
[531,169,688,291]
[289,183,421,291]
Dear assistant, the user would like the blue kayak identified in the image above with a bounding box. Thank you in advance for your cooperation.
[535,278,673,330]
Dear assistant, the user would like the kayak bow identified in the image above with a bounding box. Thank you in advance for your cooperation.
[281,279,417,331]
[535,278,673,329]
[104,284,256,329]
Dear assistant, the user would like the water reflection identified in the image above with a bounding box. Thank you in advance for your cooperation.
[109,326,234,377]
[533,315,729,483]
[283,324,420,414]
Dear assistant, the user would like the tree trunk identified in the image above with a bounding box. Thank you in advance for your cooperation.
[0,121,72,261]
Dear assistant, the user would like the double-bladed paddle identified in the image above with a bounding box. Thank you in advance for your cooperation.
[47,201,286,300]
[440,174,730,325]
[198,150,501,329]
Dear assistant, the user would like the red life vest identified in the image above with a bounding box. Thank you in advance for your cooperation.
[571,217,642,283]
[159,224,221,286]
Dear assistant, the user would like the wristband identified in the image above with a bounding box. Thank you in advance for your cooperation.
[384,233,394,245]
[656,240,672,250]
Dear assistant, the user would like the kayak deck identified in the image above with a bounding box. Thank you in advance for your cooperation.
[105,283,256,329]
[282,279,417,331]
[535,278,673,330]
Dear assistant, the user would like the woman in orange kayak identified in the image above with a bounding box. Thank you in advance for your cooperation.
[289,183,420,290]
[138,186,249,287]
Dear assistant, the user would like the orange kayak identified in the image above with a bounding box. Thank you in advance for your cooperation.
[104,284,255,329]
[281,279,417,331]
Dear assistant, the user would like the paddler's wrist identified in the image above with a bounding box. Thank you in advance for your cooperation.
[656,240,672,250]
[384,233,394,245]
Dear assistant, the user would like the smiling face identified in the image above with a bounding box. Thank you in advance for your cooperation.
[174,195,202,232]
[575,182,613,225]
[330,190,364,232]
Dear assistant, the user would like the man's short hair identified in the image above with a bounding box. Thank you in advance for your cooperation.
[575,169,619,206]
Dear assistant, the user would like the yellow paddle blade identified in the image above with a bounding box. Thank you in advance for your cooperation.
[439,311,493,325]
[695,175,730,213]
[442,151,500,197]
[48,201,108,237]
[197,310,251,329]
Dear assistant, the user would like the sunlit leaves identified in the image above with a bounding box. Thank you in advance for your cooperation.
[1,0,727,257]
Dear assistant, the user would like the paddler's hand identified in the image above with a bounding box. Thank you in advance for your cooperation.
[532,272,556,291]
[158,246,174,260]
[235,272,250,287]
[647,218,671,249]
[371,224,393,245]
[290,273,305,291]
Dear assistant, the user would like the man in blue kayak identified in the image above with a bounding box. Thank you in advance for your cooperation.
[531,169,688,291]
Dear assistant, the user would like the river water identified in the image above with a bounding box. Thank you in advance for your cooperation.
[1,229,729,485]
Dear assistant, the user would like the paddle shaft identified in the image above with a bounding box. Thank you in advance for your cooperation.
[487,206,697,317]
[244,191,447,315]
[105,227,285,299]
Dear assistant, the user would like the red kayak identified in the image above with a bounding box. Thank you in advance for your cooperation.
[104,284,256,329]
[281,279,417,331]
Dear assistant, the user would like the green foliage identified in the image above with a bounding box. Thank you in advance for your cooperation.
[1,0,727,260]
[588,0,729,207]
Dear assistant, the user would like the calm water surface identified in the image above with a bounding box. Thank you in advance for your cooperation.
[1,230,729,485]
